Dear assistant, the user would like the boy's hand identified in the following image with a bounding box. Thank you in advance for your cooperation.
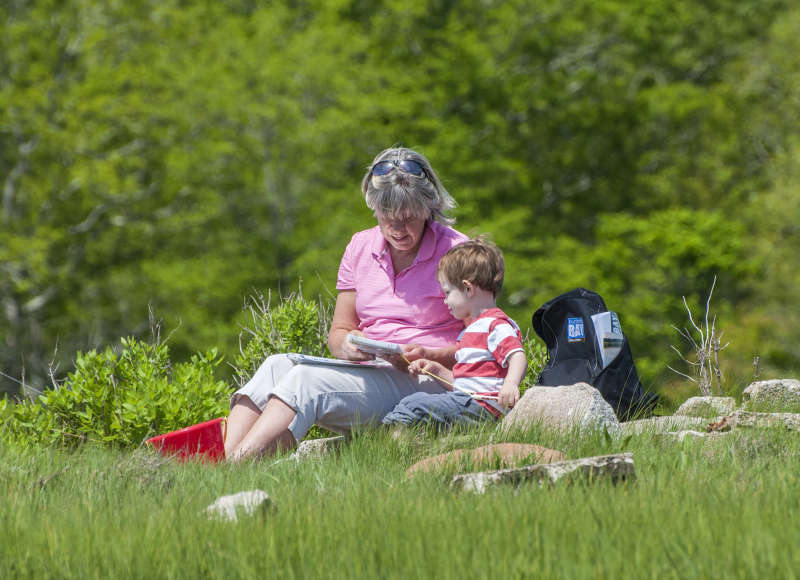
[381,343,429,372]
[407,358,447,378]
[498,351,526,408]
[401,343,429,362]
[498,383,520,409]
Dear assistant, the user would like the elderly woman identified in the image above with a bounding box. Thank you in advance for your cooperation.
[225,147,468,460]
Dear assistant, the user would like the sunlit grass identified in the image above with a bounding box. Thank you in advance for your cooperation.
[3,425,800,579]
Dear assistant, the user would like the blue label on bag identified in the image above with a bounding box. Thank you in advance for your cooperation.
[567,317,585,342]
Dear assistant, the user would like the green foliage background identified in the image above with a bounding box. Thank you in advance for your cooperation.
[0,336,230,447]
[2,0,799,402]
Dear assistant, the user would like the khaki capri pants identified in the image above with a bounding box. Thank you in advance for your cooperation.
[231,354,448,442]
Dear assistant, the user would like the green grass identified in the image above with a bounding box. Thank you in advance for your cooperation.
[3,424,800,579]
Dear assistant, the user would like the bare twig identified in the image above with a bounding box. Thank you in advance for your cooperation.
[669,276,728,395]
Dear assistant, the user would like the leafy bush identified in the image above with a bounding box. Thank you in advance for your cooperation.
[0,337,230,448]
[233,290,333,388]
[521,333,549,396]
[231,290,335,440]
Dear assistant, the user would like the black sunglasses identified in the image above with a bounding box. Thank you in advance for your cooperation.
[371,159,427,177]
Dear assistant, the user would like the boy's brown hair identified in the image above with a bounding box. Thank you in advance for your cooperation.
[437,237,505,297]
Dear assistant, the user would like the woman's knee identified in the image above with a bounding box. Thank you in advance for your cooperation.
[231,394,261,414]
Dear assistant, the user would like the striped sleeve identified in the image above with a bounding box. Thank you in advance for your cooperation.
[486,319,524,367]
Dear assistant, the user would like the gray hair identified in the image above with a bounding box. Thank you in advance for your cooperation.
[360,147,457,225]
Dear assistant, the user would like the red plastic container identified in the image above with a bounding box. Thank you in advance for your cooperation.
[145,417,227,462]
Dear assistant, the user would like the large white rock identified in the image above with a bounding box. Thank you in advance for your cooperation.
[500,383,620,436]
[743,379,800,410]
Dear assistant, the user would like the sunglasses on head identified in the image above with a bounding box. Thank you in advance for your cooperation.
[370,158,427,177]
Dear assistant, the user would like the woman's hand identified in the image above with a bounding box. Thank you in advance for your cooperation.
[328,291,374,361]
[340,330,377,362]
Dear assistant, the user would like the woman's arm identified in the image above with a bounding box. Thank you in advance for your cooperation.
[328,290,374,361]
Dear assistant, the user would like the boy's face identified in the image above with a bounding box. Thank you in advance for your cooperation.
[438,275,471,321]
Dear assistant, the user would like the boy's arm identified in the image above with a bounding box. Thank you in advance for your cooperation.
[498,350,527,409]
[402,344,458,368]
[382,343,459,373]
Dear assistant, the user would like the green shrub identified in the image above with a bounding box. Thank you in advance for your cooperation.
[233,290,333,388]
[0,337,230,448]
[231,289,336,440]
[521,333,549,396]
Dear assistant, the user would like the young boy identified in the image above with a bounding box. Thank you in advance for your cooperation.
[382,238,527,428]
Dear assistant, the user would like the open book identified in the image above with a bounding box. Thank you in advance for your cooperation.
[286,353,391,368]
[346,334,404,356]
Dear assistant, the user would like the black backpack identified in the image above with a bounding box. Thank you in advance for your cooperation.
[531,288,658,421]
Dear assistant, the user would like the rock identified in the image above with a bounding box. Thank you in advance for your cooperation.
[406,443,565,477]
[661,430,732,442]
[205,490,274,522]
[291,436,346,461]
[451,452,635,494]
[620,415,710,436]
[500,383,620,436]
[675,396,737,418]
[728,410,800,431]
[743,379,800,410]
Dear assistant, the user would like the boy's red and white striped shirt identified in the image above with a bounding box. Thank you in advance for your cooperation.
[452,308,524,405]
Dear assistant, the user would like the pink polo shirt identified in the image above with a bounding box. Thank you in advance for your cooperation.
[337,221,468,349]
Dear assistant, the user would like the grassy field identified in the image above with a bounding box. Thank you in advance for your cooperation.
[3,423,800,579]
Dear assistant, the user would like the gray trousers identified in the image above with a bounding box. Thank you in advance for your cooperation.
[231,354,448,441]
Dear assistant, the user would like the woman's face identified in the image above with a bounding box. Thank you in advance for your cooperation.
[376,212,427,254]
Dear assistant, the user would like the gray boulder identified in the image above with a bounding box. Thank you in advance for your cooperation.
[452,452,635,494]
[501,383,620,436]
[743,379,800,410]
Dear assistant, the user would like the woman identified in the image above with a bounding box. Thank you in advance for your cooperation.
[225,147,469,460]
